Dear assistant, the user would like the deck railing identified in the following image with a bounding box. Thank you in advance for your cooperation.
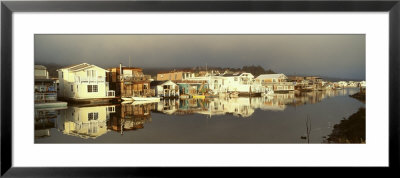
[75,76,106,84]
[120,75,152,82]
[34,92,57,103]
[133,89,155,97]
[262,82,294,86]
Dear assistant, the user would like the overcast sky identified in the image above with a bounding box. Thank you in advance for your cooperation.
[35,34,365,80]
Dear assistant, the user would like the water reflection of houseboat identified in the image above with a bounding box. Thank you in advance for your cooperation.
[108,103,152,134]
[56,105,115,139]
[154,99,181,114]
[151,88,360,118]
[34,109,59,138]
[250,97,287,111]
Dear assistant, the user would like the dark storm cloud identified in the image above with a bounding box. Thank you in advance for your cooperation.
[35,34,365,80]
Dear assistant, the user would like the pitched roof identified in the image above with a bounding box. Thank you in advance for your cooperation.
[220,72,243,77]
[58,63,109,72]
[150,80,177,87]
[256,73,287,79]
[157,69,194,74]
[150,81,165,86]
[34,65,47,70]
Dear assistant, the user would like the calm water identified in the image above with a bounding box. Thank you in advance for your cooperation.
[34,88,365,143]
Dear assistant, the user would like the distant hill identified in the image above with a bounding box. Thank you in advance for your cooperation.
[287,73,364,82]
[35,62,361,82]
[143,65,276,77]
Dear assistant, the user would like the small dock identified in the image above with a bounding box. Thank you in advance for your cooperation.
[34,101,68,109]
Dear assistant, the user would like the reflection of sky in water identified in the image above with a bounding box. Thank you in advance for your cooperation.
[35,88,364,143]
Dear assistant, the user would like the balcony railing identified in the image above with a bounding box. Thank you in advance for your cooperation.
[262,81,294,86]
[75,76,106,84]
[133,89,155,97]
[120,75,152,82]
[35,92,57,103]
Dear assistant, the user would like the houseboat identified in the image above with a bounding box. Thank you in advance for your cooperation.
[107,64,154,100]
[150,80,180,98]
[34,65,67,108]
[57,63,116,104]
[255,73,295,93]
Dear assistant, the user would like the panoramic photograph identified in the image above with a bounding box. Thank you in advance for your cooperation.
[34,34,366,143]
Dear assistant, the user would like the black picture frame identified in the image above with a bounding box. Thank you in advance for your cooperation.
[1,0,399,177]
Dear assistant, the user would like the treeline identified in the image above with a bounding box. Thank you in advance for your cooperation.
[190,65,276,77]
[35,62,276,78]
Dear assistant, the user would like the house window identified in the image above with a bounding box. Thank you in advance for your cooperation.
[107,106,115,112]
[61,72,63,78]
[88,112,98,121]
[71,85,73,92]
[87,85,98,92]
[87,70,97,78]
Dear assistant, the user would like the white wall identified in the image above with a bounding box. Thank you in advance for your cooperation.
[58,66,109,99]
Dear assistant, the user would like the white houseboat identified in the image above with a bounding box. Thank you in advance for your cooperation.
[57,63,115,103]
[150,80,180,98]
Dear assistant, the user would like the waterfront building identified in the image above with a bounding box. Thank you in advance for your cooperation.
[288,76,305,83]
[255,73,294,92]
[150,80,180,98]
[217,72,262,96]
[337,81,348,88]
[107,64,154,97]
[57,63,115,102]
[347,81,358,88]
[35,65,57,103]
[35,65,68,108]
[305,76,323,83]
[177,80,209,96]
[156,70,195,81]
[359,81,366,88]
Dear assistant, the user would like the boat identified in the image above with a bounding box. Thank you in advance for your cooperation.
[229,92,239,98]
[132,97,160,102]
[34,101,68,109]
[132,100,159,105]
[300,86,314,92]
[121,97,134,101]
[121,100,133,104]
[122,96,160,102]
[205,94,217,98]
[261,88,274,96]
[193,95,205,99]
[179,94,190,99]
